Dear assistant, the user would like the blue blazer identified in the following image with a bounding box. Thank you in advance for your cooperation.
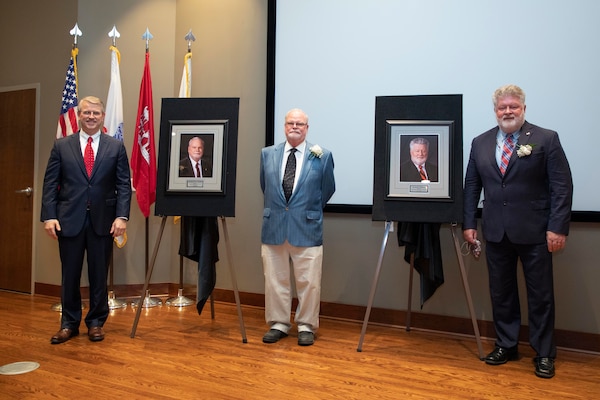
[463,121,573,244]
[260,141,335,247]
[41,132,132,237]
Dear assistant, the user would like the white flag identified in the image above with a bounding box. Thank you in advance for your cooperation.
[105,45,124,140]
[178,52,192,98]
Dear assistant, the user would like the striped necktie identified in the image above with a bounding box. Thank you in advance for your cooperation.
[499,134,515,175]
[419,165,427,181]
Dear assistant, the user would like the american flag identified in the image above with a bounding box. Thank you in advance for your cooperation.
[56,49,79,139]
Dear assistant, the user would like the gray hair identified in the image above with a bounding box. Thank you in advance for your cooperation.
[409,137,429,150]
[492,84,526,108]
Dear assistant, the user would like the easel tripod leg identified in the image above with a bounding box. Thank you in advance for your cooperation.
[357,221,392,352]
[130,216,168,338]
[219,217,247,343]
[450,224,485,360]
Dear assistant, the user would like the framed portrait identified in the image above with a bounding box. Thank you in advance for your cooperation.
[156,98,239,217]
[167,121,226,193]
[372,95,463,223]
[387,120,452,199]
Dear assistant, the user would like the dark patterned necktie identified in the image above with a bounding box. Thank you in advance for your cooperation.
[282,148,297,202]
[84,137,94,177]
[419,165,427,181]
[196,162,202,178]
[499,134,515,175]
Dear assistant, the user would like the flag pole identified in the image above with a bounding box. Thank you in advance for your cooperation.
[52,22,83,312]
[166,29,196,308]
[131,28,161,308]
[106,25,127,309]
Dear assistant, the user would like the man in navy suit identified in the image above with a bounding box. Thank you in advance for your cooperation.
[463,84,573,378]
[260,108,335,346]
[41,96,131,344]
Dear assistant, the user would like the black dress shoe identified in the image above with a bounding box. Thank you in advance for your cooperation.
[88,326,105,342]
[262,329,288,343]
[484,346,519,365]
[50,328,79,344]
[534,357,555,378]
[298,331,315,346]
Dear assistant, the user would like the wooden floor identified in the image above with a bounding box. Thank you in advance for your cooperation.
[1,291,598,399]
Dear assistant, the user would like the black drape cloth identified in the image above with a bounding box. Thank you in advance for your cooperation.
[178,216,219,315]
[397,222,444,308]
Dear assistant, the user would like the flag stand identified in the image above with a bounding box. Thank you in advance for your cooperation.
[130,216,247,342]
[165,255,195,307]
[356,222,484,359]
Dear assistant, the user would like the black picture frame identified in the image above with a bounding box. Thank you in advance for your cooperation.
[372,95,463,223]
[155,98,239,217]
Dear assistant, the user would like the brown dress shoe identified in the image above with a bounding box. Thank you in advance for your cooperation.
[51,328,79,344]
[88,326,105,342]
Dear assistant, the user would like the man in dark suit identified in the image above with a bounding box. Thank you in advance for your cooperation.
[41,96,131,344]
[400,137,438,182]
[179,136,213,178]
[463,84,573,378]
[260,108,335,346]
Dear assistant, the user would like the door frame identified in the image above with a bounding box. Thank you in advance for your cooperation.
[0,83,40,294]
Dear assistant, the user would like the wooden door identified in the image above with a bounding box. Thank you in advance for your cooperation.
[0,88,36,293]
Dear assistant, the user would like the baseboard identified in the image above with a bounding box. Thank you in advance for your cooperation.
[35,283,600,353]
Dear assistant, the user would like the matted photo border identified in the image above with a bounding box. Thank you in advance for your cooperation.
[387,120,453,199]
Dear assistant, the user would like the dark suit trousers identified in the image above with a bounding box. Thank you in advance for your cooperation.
[58,212,113,330]
[485,236,556,358]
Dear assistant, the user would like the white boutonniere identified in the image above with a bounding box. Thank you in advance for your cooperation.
[309,144,323,159]
[516,143,535,157]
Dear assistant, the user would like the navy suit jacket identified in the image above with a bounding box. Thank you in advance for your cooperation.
[41,132,131,237]
[463,121,573,244]
[260,141,335,247]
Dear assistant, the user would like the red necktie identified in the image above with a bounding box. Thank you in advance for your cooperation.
[419,165,427,181]
[196,162,202,178]
[84,137,94,177]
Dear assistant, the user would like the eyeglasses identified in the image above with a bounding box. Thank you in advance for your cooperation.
[285,122,307,128]
[495,105,522,112]
[81,110,103,117]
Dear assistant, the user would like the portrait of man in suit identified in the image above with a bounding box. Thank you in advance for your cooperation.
[399,136,439,182]
[259,108,335,347]
[179,135,213,178]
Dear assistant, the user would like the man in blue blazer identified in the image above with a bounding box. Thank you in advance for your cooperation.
[41,96,131,344]
[463,85,573,378]
[260,108,335,346]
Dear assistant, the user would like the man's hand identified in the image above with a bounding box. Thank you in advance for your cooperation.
[110,218,127,238]
[463,228,478,245]
[547,231,567,253]
[44,219,61,239]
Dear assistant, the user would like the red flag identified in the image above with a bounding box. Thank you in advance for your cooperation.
[131,51,157,218]
[56,48,79,138]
